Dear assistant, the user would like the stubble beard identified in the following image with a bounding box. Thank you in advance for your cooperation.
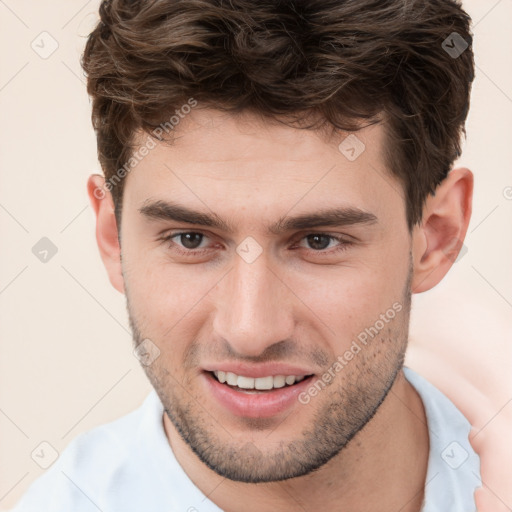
[126,263,412,483]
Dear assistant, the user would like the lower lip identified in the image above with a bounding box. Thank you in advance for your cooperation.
[202,372,314,418]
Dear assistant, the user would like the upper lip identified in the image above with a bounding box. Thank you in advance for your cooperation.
[203,362,315,378]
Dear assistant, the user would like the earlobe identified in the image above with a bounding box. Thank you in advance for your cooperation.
[87,174,125,294]
[411,167,473,293]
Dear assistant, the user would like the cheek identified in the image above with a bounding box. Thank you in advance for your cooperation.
[122,245,222,336]
[297,262,405,321]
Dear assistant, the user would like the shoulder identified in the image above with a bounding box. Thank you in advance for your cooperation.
[403,367,481,511]
[10,391,160,512]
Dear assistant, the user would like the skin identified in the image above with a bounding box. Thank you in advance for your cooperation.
[87,108,473,512]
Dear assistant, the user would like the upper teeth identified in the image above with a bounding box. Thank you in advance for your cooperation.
[213,371,306,390]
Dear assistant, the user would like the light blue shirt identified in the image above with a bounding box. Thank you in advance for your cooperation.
[10,367,481,511]
[403,367,481,511]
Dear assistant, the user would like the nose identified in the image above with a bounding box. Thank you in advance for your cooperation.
[212,248,295,358]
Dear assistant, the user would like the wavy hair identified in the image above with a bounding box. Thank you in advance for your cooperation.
[82,0,475,230]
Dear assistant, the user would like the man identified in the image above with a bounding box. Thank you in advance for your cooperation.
[12,0,481,510]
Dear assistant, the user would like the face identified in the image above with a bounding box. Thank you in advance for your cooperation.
[119,109,413,483]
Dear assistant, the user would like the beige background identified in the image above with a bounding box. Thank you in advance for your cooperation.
[0,0,511,510]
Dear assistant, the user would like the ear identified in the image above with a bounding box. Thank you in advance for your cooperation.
[87,174,125,294]
[411,167,473,293]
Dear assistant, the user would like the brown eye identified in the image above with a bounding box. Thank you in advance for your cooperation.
[294,233,353,256]
[304,234,333,251]
[177,232,204,249]
[161,231,211,254]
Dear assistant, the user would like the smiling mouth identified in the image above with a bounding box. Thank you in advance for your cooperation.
[209,370,315,393]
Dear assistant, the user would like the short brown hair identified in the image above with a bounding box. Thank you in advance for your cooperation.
[82,0,475,230]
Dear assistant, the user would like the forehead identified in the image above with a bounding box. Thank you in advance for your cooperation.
[124,109,404,228]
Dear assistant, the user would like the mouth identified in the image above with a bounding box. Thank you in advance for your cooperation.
[202,365,317,417]
[208,370,315,393]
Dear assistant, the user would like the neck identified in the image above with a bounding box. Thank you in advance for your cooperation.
[163,369,429,512]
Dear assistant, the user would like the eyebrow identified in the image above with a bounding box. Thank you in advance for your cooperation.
[139,200,378,234]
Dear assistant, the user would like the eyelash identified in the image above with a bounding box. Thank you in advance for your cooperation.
[158,231,353,257]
